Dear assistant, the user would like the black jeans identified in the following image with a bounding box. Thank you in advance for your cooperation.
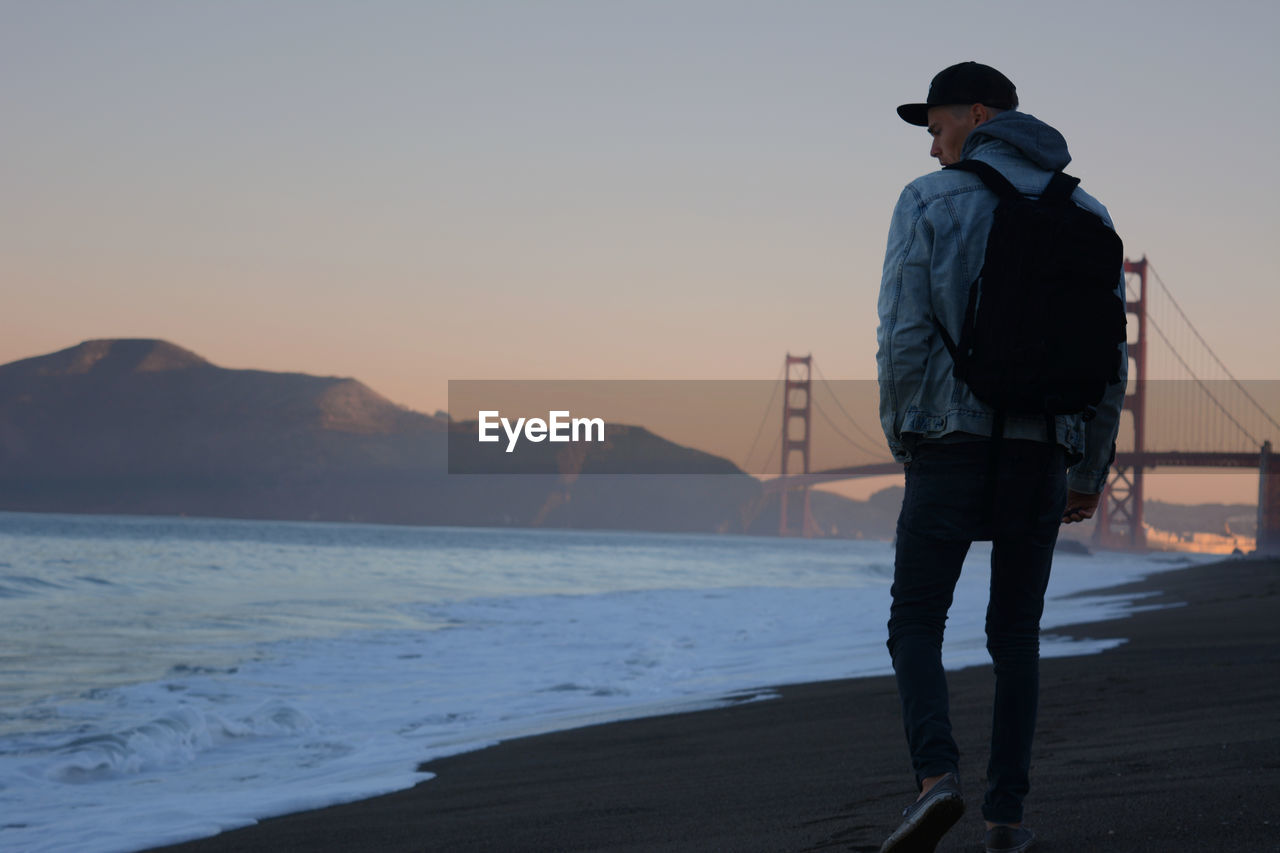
[887,438,1067,825]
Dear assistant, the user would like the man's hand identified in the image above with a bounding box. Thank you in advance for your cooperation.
[1062,489,1101,524]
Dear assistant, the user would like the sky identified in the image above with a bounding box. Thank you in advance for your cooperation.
[3,0,1277,504]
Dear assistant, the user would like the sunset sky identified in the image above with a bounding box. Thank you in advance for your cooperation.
[4,1,1276,504]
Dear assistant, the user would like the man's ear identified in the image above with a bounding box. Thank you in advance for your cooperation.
[969,103,991,126]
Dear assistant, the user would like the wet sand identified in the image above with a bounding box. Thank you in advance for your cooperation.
[148,556,1280,852]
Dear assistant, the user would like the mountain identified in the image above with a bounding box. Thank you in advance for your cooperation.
[0,339,443,515]
[0,339,765,532]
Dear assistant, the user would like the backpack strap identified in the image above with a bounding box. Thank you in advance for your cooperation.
[932,272,980,364]
[944,159,1021,200]
[950,159,1085,206]
[1041,170,1081,204]
[933,315,960,361]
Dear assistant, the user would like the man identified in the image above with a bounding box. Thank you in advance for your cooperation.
[874,62,1126,853]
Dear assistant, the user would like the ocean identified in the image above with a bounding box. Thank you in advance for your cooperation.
[0,511,1209,853]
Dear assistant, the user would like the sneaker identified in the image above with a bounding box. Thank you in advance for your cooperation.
[879,772,965,853]
[984,824,1034,852]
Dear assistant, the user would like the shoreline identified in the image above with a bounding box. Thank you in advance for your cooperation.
[145,554,1280,852]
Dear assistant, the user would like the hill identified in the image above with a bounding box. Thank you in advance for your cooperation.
[0,340,766,533]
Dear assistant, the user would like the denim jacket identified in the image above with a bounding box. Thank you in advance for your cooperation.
[875,110,1126,494]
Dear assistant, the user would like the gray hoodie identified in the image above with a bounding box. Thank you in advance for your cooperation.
[961,110,1072,172]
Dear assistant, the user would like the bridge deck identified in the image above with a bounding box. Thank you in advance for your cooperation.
[764,452,1262,491]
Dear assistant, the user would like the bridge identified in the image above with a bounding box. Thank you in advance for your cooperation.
[758,258,1280,552]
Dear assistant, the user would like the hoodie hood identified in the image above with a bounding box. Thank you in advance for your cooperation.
[960,110,1071,171]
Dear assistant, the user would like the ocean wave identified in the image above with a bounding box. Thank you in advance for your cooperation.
[0,574,66,598]
[44,703,314,784]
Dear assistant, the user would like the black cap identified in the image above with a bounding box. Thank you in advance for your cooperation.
[897,61,1018,126]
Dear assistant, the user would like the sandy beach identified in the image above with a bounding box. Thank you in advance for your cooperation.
[146,555,1279,853]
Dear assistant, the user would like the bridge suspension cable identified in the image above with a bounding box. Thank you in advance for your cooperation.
[760,432,779,476]
[811,361,889,453]
[1144,310,1263,448]
[811,395,885,458]
[743,361,786,474]
[1148,262,1280,435]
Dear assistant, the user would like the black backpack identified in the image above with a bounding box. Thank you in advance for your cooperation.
[936,159,1127,441]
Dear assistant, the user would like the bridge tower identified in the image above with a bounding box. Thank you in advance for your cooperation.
[779,354,820,537]
[1095,257,1148,550]
[1259,442,1280,554]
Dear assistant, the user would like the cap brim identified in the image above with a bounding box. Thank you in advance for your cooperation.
[896,103,930,126]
